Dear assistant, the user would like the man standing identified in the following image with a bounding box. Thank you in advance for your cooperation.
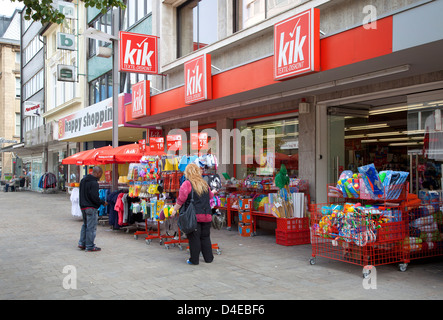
[78,166,107,252]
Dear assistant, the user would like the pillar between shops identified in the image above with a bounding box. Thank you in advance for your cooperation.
[216,118,234,181]
[298,100,316,203]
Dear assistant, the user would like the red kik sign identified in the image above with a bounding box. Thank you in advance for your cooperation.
[119,31,158,74]
[274,8,320,80]
[131,80,150,118]
[184,54,212,104]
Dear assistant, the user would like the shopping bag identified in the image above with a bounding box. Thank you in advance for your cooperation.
[177,188,198,234]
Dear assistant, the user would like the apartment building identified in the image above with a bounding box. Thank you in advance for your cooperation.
[0,9,21,180]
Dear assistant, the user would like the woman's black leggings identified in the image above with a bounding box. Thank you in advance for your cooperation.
[187,222,214,265]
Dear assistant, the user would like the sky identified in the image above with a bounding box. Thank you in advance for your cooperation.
[0,0,24,17]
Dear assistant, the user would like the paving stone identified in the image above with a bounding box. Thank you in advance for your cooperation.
[1,191,443,301]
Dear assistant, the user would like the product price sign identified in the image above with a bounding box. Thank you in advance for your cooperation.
[166,134,182,151]
[190,132,208,151]
[138,139,146,152]
[150,137,164,153]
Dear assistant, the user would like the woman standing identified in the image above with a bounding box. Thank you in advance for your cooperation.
[171,163,214,265]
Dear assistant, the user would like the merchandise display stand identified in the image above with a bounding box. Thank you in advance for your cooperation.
[310,195,409,276]
[163,227,189,250]
[144,221,162,245]
[311,185,443,274]
[133,219,157,240]
[403,195,443,265]
[220,180,310,245]
[127,154,222,256]
[309,166,436,276]
[223,186,281,232]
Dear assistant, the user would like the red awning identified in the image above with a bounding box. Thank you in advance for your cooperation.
[61,146,112,165]
[96,143,165,164]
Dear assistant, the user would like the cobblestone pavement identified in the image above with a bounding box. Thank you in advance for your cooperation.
[1,191,442,300]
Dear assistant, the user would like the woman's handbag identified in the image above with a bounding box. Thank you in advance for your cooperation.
[177,188,198,234]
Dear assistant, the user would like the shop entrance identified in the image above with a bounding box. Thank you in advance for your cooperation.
[327,90,443,197]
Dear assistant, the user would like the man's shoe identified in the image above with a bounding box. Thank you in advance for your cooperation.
[78,245,85,250]
[85,247,101,252]
[187,259,197,265]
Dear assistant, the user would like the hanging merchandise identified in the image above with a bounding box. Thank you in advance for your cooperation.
[38,172,57,189]
[178,155,198,172]
[70,187,82,218]
[118,153,220,253]
[107,189,127,230]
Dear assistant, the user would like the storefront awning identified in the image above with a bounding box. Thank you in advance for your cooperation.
[96,143,165,164]
[61,146,112,165]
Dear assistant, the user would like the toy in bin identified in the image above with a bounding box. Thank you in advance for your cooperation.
[335,170,360,199]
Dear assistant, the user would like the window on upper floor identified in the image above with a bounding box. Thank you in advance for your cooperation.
[122,73,153,96]
[177,0,218,58]
[235,0,309,31]
[15,77,21,98]
[23,69,43,100]
[15,113,21,136]
[89,71,112,106]
[23,36,43,65]
[122,0,152,30]
[49,70,76,109]
[88,9,113,59]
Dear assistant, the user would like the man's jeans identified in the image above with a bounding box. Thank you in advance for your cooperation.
[78,208,98,250]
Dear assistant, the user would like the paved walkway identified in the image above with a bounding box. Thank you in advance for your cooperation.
[0,191,442,300]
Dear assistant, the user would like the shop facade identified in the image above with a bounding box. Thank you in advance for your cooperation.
[123,0,443,204]
[57,93,149,185]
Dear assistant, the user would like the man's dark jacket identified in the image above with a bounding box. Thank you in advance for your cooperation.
[79,174,105,209]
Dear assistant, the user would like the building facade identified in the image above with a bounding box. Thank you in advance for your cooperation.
[0,10,21,180]
[125,0,443,202]
[7,0,443,201]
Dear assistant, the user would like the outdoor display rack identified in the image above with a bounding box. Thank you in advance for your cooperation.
[310,178,443,277]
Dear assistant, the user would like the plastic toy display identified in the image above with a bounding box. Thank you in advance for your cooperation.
[329,164,409,201]
[312,163,443,275]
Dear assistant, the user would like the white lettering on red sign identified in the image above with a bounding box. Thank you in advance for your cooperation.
[187,64,203,96]
[167,134,182,151]
[150,137,164,152]
[184,54,212,104]
[119,31,158,74]
[274,8,320,81]
[277,19,307,68]
[131,80,150,118]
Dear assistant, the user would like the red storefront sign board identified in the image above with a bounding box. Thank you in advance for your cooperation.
[274,8,320,80]
[119,31,158,74]
[184,54,212,104]
[126,16,393,120]
[131,80,150,118]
